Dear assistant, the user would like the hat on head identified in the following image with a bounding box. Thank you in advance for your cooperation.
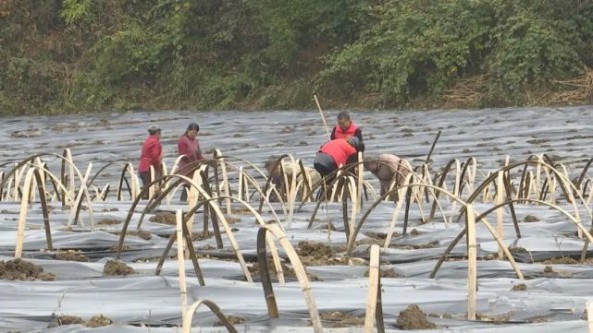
[187,122,200,132]
[148,125,161,133]
[346,136,361,150]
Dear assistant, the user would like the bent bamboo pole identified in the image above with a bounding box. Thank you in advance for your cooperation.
[182,299,238,333]
[256,224,323,332]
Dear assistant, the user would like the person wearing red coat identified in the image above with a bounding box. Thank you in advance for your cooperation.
[330,111,365,151]
[138,125,163,198]
[314,137,362,178]
[177,122,205,201]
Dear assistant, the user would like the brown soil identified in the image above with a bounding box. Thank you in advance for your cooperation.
[511,283,527,291]
[127,229,152,240]
[396,304,437,330]
[364,267,400,278]
[476,312,513,322]
[319,311,365,327]
[296,241,351,266]
[542,257,578,264]
[54,250,89,262]
[85,314,113,327]
[248,258,320,282]
[191,230,213,241]
[149,212,176,225]
[56,314,84,325]
[391,240,439,250]
[97,218,121,225]
[0,258,55,281]
[214,315,247,326]
[523,215,540,222]
[103,260,135,276]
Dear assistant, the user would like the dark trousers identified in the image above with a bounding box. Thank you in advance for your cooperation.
[139,171,150,199]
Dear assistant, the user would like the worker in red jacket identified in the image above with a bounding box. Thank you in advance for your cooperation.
[138,125,163,198]
[314,137,363,179]
[330,111,365,151]
[177,122,205,201]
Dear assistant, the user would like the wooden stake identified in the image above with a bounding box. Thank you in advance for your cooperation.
[314,94,331,140]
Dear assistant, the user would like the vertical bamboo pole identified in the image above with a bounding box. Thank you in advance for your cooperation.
[176,209,188,324]
[364,244,380,332]
[15,168,35,258]
[496,171,504,259]
[314,94,331,141]
[466,204,477,320]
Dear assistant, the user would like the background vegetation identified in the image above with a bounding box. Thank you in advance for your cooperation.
[1,0,593,115]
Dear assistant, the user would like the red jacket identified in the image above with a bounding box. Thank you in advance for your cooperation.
[138,135,162,173]
[319,139,357,166]
[177,134,204,176]
[331,122,359,140]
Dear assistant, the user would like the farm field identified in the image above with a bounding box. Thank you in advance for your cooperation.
[1,107,593,333]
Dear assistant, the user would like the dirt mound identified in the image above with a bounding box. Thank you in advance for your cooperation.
[364,267,399,278]
[542,257,578,264]
[248,258,319,282]
[319,311,365,327]
[296,241,351,266]
[149,212,176,225]
[86,314,113,327]
[0,258,55,281]
[54,250,89,262]
[55,314,84,325]
[214,315,246,326]
[396,304,437,330]
[97,218,121,225]
[191,230,213,241]
[103,260,135,276]
[511,283,527,291]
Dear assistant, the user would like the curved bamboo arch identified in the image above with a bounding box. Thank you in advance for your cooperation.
[430,196,593,278]
[345,183,524,280]
[182,299,238,333]
[153,194,280,283]
[0,153,95,225]
[116,162,138,201]
[116,173,259,283]
[461,159,592,231]
[256,224,323,333]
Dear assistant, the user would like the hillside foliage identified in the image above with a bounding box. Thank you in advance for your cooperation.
[1,0,593,115]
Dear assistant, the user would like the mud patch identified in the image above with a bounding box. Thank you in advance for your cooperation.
[0,258,55,281]
[476,311,513,323]
[149,212,176,225]
[542,257,578,264]
[248,258,320,282]
[319,311,365,327]
[297,241,349,266]
[85,314,113,327]
[524,215,540,222]
[54,250,89,262]
[364,267,400,278]
[126,229,152,240]
[214,315,247,326]
[191,230,213,241]
[511,283,527,291]
[396,304,437,330]
[103,260,135,276]
[97,218,121,225]
[390,240,439,250]
[55,314,84,326]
